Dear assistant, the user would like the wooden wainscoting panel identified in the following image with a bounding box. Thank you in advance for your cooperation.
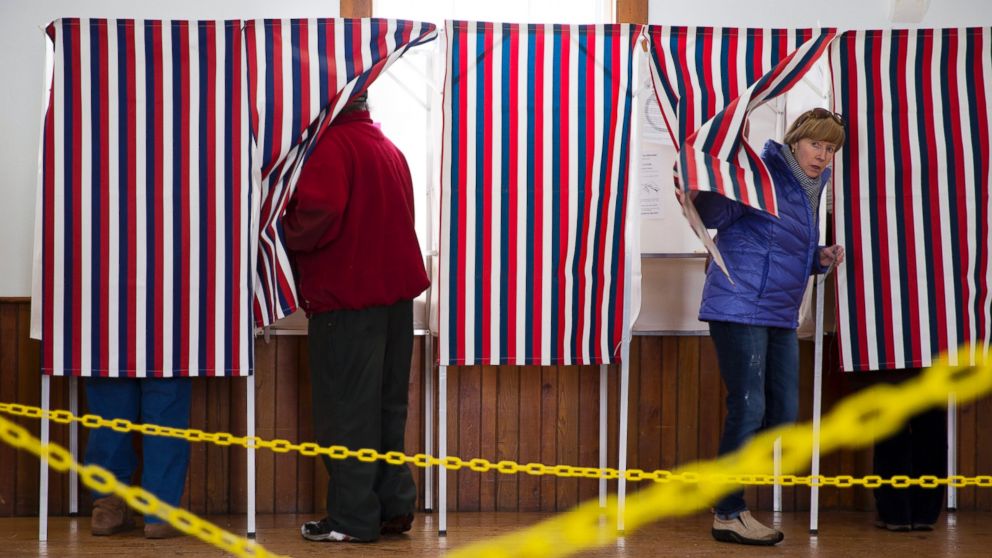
[555,365,580,511]
[577,364,601,503]
[976,396,992,511]
[517,365,542,512]
[495,365,520,511]
[456,365,482,512]
[479,365,499,511]
[229,370,249,514]
[538,366,559,512]
[14,303,41,516]
[636,337,662,486]
[0,303,19,516]
[273,337,300,515]
[4,299,990,516]
[253,339,277,515]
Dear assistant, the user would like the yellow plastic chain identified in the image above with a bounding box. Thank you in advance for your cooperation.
[1,350,988,558]
[0,413,286,558]
[2,395,989,488]
[449,351,992,557]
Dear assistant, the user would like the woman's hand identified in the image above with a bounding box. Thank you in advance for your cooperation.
[819,244,845,267]
[673,188,698,204]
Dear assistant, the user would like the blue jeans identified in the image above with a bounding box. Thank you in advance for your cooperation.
[84,378,192,523]
[708,321,799,516]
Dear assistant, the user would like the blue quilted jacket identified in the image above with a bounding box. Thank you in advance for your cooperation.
[696,140,830,329]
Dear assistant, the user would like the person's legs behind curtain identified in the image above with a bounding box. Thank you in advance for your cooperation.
[85,378,141,536]
[139,377,192,538]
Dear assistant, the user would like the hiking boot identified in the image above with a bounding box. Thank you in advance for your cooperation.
[301,517,368,542]
[91,496,135,536]
[381,513,414,535]
[712,511,784,546]
[144,522,183,539]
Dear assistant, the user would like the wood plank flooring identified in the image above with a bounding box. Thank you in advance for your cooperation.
[2,511,991,557]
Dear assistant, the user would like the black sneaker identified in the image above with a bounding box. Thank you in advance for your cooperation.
[381,514,414,535]
[874,519,912,532]
[301,518,366,542]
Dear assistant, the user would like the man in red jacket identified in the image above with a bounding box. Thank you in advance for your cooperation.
[283,90,429,543]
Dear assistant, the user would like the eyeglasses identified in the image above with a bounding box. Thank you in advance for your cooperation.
[801,107,845,126]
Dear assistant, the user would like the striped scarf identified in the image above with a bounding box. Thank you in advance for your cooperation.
[780,143,822,215]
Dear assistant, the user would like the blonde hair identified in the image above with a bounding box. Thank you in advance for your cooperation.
[783,108,846,150]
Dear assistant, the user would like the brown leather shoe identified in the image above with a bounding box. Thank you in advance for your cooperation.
[91,496,135,536]
[144,522,183,539]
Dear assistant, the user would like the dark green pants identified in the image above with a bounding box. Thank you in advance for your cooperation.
[307,300,417,540]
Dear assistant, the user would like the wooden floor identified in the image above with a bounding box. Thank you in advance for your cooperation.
[2,511,991,557]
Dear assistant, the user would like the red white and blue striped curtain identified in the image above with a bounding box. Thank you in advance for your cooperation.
[676,28,836,216]
[438,21,641,366]
[31,18,436,376]
[832,28,992,371]
[32,19,253,378]
[647,26,818,151]
[645,27,835,276]
[246,18,437,326]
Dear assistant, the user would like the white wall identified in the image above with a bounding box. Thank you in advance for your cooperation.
[648,0,992,28]
[0,0,341,297]
[375,0,612,25]
[5,0,988,298]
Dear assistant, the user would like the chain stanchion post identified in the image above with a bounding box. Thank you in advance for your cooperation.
[810,252,827,535]
[772,89,786,516]
[439,365,448,536]
[424,332,434,513]
[617,343,631,534]
[599,364,608,509]
[69,376,79,516]
[423,37,438,515]
[773,437,782,512]
[38,376,51,542]
[247,373,256,538]
[617,50,641,533]
[948,394,957,511]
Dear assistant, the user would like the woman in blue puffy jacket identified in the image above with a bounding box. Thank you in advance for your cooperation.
[691,108,846,546]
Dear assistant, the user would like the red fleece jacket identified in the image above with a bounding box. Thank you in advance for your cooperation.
[282,110,429,314]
